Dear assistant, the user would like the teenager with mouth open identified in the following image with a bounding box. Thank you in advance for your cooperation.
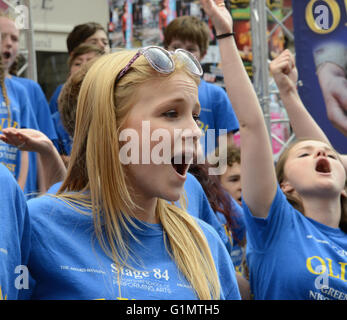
[0,15,40,192]
[17,46,241,299]
[201,0,347,299]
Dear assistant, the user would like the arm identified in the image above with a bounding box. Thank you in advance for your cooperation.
[270,49,347,172]
[17,151,28,191]
[201,0,277,218]
[0,128,66,193]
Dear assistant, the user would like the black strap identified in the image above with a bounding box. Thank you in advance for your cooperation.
[216,32,235,40]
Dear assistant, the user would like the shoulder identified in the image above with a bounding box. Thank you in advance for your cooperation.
[195,217,226,250]
[12,76,38,88]
[0,164,24,199]
[27,194,92,227]
[184,173,204,193]
[5,77,27,94]
[0,163,29,229]
[0,163,16,183]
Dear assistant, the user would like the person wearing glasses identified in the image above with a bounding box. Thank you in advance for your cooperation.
[201,0,347,300]
[23,46,241,299]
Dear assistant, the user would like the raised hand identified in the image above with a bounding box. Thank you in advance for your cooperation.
[270,49,298,94]
[200,0,233,35]
[0,127,53,154]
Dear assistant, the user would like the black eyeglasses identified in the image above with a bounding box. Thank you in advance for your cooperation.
[116,46,203,82]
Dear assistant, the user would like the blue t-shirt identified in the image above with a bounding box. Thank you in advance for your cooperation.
[49,84,63,114]
[26,195,241,300]
[243,186,347,300]
[0,79,38,181]
[52,111,73,156]
[11,76,58,198]
[181,173,233,253]
[11,77,57,141]
[198,80,239,155]
[0,163,31,300]
[48,174,233,254]
[216,197,246,274]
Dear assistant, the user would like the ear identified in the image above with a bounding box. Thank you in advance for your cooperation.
[342,188,347,198]
[280,181,295,194]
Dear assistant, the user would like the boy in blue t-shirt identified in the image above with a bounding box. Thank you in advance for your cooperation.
[0,163,31,300]
[163,16,239,155]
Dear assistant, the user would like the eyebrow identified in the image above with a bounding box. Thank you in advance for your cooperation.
[158,97,200,112]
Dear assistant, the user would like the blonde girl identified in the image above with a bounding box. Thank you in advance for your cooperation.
[26,48,241,300]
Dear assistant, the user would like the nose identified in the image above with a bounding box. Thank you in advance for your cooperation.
[186,117,203,141]
[97,40,105,49]
[179,118,203,157]
[315,149,327,158]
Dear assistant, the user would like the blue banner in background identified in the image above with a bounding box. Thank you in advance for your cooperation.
[292,0,347,153]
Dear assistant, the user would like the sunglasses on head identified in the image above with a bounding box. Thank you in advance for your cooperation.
[116,46,203,82]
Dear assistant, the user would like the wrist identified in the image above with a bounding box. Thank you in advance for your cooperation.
[37,139,55,156]
[216,32,235,40]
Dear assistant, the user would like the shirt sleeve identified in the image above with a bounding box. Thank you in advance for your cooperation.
[242,185,296,252]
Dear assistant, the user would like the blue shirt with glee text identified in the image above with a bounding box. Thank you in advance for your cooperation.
[243,185,347,300]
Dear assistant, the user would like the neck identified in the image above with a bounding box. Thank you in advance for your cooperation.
[301,195,341,229]
[131,194,159,224]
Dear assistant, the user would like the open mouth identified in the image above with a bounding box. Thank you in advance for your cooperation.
[171,154,190,176]
[3,52,11,59]
[315,158,331,174]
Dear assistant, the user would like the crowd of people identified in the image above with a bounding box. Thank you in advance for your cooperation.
[0,0,346,301]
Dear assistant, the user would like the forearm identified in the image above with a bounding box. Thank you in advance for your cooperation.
[279,88,329,143]
[17,151,29,191]
[217,36,277,216]
[37,140,66,192]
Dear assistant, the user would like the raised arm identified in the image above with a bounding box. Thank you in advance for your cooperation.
[201,0,277,218]
[0,128,66,193]
[270,49,347,172]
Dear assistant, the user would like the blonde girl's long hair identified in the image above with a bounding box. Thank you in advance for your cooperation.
[58,51,221,300]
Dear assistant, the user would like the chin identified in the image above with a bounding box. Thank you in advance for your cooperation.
[160,192,181,203]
